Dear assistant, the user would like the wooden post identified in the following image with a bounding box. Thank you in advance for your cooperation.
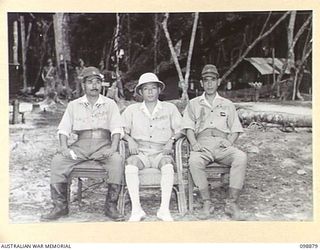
[271,48,279,97]
[13,20,19,66]
[12,100,19,124]
[20,15,28,91]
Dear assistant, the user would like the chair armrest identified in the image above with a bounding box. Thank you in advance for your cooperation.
[119,140,127,163]
[174,137,190,168]
[174,137,189,185]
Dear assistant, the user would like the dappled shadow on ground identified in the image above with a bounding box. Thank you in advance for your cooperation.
[9,106,312,223]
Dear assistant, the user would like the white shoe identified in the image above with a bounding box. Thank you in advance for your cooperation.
[157,209,174,222]
[128,210,146,222]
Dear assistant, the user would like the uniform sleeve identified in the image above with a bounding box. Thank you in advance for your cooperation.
[108,100,124,137]
[182,102,196,131]
[121,105,132,135]
[57,103,73,137]
[228,103,244,133]
[170,104,183,134]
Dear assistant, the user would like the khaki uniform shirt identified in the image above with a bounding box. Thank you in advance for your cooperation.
[122,100,182,154]
[182,93,243,135]
[57,94,123,137]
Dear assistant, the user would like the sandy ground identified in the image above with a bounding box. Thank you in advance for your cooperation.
[9,101,312,223]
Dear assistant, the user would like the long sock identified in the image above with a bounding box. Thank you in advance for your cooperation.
[159,164,174,211]
[125,165,141,213]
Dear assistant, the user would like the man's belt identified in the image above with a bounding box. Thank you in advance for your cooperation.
[77,129,111,140]
[197,128,227,139]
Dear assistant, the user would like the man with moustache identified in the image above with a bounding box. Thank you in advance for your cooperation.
[182,64,247,220]
[122,73,183,222]
[41,66,125,221]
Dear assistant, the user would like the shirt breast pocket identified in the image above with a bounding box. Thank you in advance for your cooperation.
[155,117,170,130]
[214,109,229,130]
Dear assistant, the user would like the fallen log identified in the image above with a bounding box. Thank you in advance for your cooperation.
[237,108,311,128]
[169,99,312,128]
[235,102,312,128]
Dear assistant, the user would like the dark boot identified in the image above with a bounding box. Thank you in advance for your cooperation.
[40,183,69,221]
[197,187,213,220]
[104,184,125,221]
[225,187,245,221]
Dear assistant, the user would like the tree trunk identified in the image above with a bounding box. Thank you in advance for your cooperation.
[237,108,311,128]
[105,39,114,71]
[53,13,71,82]
[13,20,19,66]
[220,11,290,84]
[34,21,52,91]
[162,13,199,102]
[287,11,297,100]
[127,13,132,72]
[154,13,159,73]
[53,13,72,100]
[274,13,311,97]
[183,12,199,102]
[293,16,312,101]
[287,11,296,70]
[161,13,184,82]
[20,15,27,92]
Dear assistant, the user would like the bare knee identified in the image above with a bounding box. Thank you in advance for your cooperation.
[126,155,141,166]
[158,157,174,167]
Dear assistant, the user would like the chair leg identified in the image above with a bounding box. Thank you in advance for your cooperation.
[77,178,82,206]
[119,188,128,216]
[173,186,180,214]
[220,173,228,199]
[117,185,126,216]
[67,178,71,206]
[174,185,187,216]
[188,171,194,212]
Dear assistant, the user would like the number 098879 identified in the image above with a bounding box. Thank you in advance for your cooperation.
[300,244,318,248]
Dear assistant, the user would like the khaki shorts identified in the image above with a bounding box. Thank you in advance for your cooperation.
[132,151,174,169]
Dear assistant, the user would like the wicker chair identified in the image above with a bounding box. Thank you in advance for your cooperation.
[66,141,125,208]
[175,137,230,211]
[118,140,189,216]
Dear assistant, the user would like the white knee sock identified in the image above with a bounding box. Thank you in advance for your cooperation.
[159,164,174,211]
[125,165,142,213]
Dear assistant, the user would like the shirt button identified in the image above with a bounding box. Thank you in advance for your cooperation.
[150,125,152,127]
[210,122,213,124]
[211,110,213,112]
[150,136,152,138]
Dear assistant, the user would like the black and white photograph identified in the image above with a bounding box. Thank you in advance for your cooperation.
[7,9,313,227]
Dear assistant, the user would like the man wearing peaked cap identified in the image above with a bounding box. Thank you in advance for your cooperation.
[122,72,183,222]
[182,64,247,221]
[41,66,125,222]
[81,66,104,80]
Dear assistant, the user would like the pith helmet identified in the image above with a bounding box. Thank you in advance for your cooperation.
[134,72,165,95]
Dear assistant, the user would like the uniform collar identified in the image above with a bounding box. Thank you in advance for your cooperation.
[140,100,162,117]
[79,94,106,107]
[199,92,222,107]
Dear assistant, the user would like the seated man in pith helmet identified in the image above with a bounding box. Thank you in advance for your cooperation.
[41,66,125,222]
[122,72,183,222]
[182,64,247,220]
